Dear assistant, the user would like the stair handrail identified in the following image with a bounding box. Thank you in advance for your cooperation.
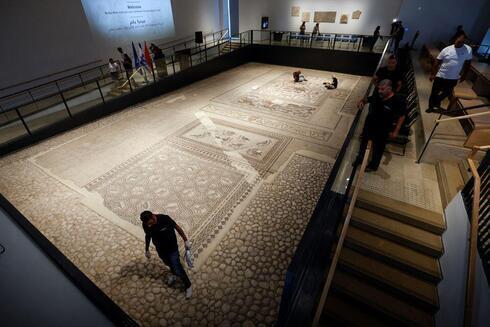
[464,145,488,326]
[434,103,490,117]
[416,109,490,163]
[436,110,490,123]
[312,141,372,327]
[218,30,229,43]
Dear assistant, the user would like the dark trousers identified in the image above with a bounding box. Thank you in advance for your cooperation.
[159,250,191,289]
[428,77,458,109]
[357,120,389,170]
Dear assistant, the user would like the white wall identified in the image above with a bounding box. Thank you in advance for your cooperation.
[436,194,490,327]
[239,0,403,36]
[239,0,270,32]
[398,0,488,48]
[0,0,225,91]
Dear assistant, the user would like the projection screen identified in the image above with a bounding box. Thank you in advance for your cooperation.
[81,0,175,48]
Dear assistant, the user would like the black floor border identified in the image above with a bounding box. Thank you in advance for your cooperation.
[0,194,139,327]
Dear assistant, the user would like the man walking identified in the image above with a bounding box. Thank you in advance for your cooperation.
[140,210,193,299]
[426,31,472,113]
[355,80,406,172]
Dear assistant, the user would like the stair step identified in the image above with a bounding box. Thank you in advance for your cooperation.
[352,207,444,257]
[345,226,442,283]
[332,271,435,326]
[357,190,446,234]
[338,247,439,310]
[322,293,390,327]
[436,160,465,208]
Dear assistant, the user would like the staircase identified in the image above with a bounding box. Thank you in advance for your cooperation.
[219,41,242,54]
[321,190,446,326]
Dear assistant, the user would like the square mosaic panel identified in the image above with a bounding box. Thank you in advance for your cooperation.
[85,143,257,257]
[166,118,292,171]
[212,73,356,125]
[201,104,332,145]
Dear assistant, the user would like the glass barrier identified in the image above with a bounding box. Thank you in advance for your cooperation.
[250,30,389,53]
[0,106,29,144]
[21,84,71,132]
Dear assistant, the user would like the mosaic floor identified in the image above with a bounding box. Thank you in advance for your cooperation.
[0,63,367,325]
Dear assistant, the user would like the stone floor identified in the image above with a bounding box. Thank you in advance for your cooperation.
[0,63,367,325]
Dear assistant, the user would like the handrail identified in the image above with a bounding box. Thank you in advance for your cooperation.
[436,110,490,123]
[464,147,485,327]
[0,29,229,102]
[253,29,390,38]
[312,141,372,326]
[436,103,490,116]
[417,109,490,163]
[0,60,102,93]
[218,30,229,42]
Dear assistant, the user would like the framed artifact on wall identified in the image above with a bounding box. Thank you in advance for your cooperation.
[302,11,311,22]
[314,11,336,23]
[340,14,348,24]
[291,6,300,17]
[352,10,362,19]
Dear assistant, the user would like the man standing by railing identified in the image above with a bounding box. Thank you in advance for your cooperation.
[355,79,406,172]
[426,31,472,113]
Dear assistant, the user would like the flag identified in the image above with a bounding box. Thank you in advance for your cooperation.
[144,42,153,69]
[131,42,141,68]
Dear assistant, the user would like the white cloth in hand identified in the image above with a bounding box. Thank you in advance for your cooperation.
[184,240,191,250]
[185,249,194,268]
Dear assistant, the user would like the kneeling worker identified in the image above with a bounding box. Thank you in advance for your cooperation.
[140,210,193,299]
[355,79,406,172]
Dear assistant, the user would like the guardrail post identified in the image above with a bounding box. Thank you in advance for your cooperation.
[55,81,72,118]
[15,108,31,135]
[96,80,105,104]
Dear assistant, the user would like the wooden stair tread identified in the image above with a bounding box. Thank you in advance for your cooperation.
[357,190,446,234]
[339,247,439,307]
[332,270,434,326]
[345,226,442,281]
[352,207,443,257]
[436,160,465,208]
[323,294,390,327]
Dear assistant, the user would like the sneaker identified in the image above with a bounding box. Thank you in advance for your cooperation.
[365,166,377,172]
[185,286,192,299]
[167,275,176,286]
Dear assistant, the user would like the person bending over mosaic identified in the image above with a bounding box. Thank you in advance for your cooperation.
[140,210,194,299]
[323,76,338,89]
[293,70,307,82]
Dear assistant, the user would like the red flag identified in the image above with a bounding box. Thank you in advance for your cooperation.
[144,41,153,67]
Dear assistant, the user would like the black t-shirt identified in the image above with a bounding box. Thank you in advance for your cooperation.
[375,66,403,88]
[366,93,406,135]
[143,214,178,254]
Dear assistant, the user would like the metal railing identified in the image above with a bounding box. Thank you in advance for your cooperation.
[250,30,390,53]
[462,147,490,327]
[416,103,490,163]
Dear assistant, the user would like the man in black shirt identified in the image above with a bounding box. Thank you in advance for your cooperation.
[355,79,406,171]
[373,55,403,93]
[140,210,193,299]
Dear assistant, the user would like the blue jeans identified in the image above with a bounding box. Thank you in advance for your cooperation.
[159,250,191,289]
